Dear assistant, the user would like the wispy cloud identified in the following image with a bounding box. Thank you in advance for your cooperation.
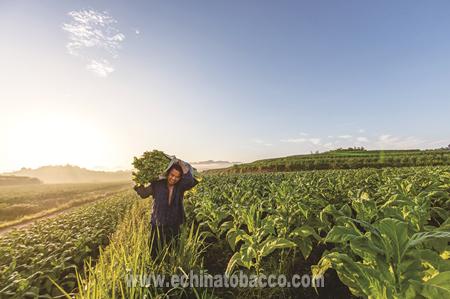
[281,138,307,143]
[281,137,321,145]
[379,134,394,142]
[251,138,273,146]
[309,138,321,145]
[356,136,369,142]
[337,134,352,139]
[277,131,444,152]
[375,134,426,149]
[62,9,125,77]
[86,59,114,77]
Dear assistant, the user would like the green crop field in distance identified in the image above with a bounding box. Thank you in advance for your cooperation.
[0,181,131,229]
[207,149,450,174]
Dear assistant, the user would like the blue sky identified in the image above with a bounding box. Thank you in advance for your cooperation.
[0,1,449,171]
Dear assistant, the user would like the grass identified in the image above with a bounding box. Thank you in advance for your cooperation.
[56,198,211,299]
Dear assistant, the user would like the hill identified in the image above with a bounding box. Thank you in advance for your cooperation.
[191,160,242,171]
[2,165,131,184]
[206,149,450,174]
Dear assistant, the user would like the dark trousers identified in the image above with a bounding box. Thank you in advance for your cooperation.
[149,224,180,259]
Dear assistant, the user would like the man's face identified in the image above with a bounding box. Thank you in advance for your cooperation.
[167,168,182,186]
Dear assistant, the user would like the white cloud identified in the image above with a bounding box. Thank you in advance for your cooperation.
[280,131,443,152]
[86,59,114,77]
[62,9,125,77]
[356,137,369,142]
[251,138,272,146]
[135,29,140,35]
[376,134,426,149]
[299,132,309,136]
[358,129,365,133]
[281,138,307,143]
[281,137,321,145]
[378,134,396,142]
[309,138,321,145]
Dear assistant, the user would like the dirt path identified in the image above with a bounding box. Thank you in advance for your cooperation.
[0,190,127,236]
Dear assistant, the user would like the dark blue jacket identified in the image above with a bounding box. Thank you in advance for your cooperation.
[134,171,198,226]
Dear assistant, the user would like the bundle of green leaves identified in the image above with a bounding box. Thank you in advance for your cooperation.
[132,150,172,185]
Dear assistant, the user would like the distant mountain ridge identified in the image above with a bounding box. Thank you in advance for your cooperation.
[2,165,131,184]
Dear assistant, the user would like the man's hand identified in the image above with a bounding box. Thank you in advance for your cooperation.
[133,184,152,198]
[133,184,144,195]
[177,160,190,174]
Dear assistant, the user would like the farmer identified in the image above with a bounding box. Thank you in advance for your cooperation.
[133,159,198,257]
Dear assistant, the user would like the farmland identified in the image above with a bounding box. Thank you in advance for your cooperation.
[209,149,450,173]
[0,181,131,229]
[0,176,42,186]
[0,159,448,298]
[48,165,450,299]
[0,190,137,298]
[189,166,450,298]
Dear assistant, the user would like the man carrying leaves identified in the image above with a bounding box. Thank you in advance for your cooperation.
[134,158,198,257]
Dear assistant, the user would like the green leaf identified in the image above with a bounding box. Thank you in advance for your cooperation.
[239,246,254,269]
[226,228,247,251]
[319,252,392,298]
[219,220,233,234]
[340,204,353,217]
[325,225,362,243]
[376,218,409,263]
[290,225,321,241]
[297,238,313,259]
[225,252,241,276]
[420,271,450,297]
[408,231,450,249]
[259,237,296,257]
[350,235,384,259]
[246,246,257,260]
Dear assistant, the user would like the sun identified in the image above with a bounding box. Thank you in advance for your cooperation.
[4,113,112,170]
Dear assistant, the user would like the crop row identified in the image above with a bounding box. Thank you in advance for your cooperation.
[215,150,450,173]
[187,166,450,298]
[0,190,137,298]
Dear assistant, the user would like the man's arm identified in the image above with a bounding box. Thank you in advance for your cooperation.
[177,159,190,174]
[133,184,153,198]
[177,160,199,191]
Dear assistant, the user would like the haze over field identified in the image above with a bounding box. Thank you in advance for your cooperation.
[2,165,131,184]
[1,1,449,173]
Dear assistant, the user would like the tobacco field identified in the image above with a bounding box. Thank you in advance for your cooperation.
[0,166,449,298]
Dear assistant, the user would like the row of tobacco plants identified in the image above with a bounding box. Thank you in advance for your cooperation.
[0,190,136,298]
